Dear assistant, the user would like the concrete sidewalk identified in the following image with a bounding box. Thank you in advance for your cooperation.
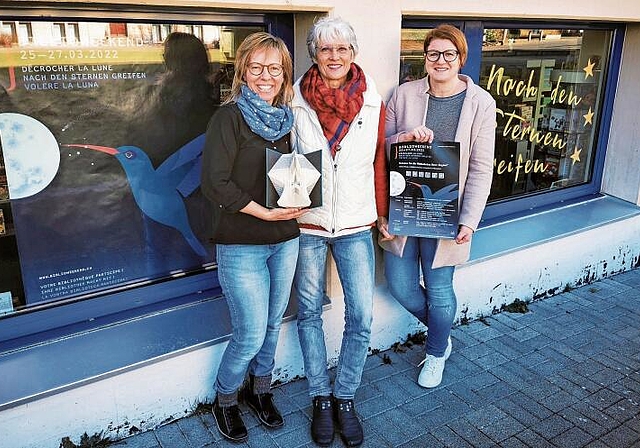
[113,268,640,448]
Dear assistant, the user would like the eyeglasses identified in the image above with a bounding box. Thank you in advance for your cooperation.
[247,62,283,77]
[425,49,459,62]
[318,45,352,57]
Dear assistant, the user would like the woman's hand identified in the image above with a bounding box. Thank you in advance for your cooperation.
[241,201,308,221]
[455,225,473,245]
[398,125,434,143]
[262,207,309,221]
[377,216,394,241]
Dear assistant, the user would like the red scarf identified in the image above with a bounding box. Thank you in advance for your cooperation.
[300,63,366,157]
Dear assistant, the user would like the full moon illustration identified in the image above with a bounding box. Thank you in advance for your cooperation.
[389,171,406,196]
[0,113,60,199]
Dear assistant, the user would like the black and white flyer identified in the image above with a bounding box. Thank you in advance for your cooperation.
[388,141,460,239]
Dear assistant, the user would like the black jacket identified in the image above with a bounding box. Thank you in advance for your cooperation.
[201,104,299,245]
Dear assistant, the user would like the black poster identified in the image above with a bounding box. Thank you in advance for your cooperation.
[388,141,460,239]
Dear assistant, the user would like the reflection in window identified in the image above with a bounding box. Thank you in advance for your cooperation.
[480,28,612,201]
[399,28,431,84]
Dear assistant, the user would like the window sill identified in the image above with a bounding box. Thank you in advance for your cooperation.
[470,194,640,264]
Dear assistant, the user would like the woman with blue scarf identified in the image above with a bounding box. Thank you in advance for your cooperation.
[201,32,307,443]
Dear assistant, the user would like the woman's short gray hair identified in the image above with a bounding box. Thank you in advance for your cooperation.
[306,16,359,61]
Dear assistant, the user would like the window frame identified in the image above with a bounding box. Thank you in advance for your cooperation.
[401,18,625,224]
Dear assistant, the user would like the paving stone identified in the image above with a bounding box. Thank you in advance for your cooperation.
[571,401,621,432]
[457,341,494,361]
[515,428,556,448]
[530,414,574,439]
[116,431,161,448]
[154,422,190,448]
[446,380,488,408]
[245,426,278,448]
[450,328,483,349]
[365,407,425,446]
[558,368,603,394]
[398,389,444,418]
[498,436,529,448]
[462,370,500,392]
[478,414,526,443]
[547,375,592,400]
[430,424,474,447]
[482,337,523,361]
[490,312,527,330]
[176,416,216,447]
[448,417,498,448]
[397,432,445,448]
[271,387,301,416]
[470,325,504,343]
[354,380,383,404]
[549,426,594,448]
[586,388,625,411]
[509,327,541,343]
[560,406,608,438]
[598,424,640,447]
[508,391,553,420]
[473,350,510,369]
[494,396,543,427]
[539,389,581,413]
[474,380,517,403]
[372,373,414,405]
[603,397,640,423]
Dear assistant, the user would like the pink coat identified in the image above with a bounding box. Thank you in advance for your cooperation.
[384,74,496,267]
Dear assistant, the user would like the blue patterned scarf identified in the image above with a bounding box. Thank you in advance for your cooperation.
[236,84,293,141]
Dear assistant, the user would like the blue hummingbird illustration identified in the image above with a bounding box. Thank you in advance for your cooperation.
[65,134,207,257]
[407,181,459,202]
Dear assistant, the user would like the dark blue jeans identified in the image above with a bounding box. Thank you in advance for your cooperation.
[384,237,456,357]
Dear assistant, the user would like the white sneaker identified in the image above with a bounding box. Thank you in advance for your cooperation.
[417,354,446,388]
[417,337,451,388]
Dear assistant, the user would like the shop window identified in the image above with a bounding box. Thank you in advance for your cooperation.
[400,22,619,217]
[0,19,262,316]
[481,28,612,201]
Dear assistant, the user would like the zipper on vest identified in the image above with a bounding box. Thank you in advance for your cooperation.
[331,160,338,234]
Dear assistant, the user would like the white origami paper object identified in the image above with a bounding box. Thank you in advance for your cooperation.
[268,152,321,208]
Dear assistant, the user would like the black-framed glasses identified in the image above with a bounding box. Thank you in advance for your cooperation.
[425,49,459,62]
[247,62,283,77]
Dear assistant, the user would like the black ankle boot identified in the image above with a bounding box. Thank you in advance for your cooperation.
[244,375,284,428]
[333,397,363,447]
[212,398,248,443]
[311,395,335,446]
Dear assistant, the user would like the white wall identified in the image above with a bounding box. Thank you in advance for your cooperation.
[602,24,640,205]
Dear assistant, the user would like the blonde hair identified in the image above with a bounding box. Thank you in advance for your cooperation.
[224,32,294,107]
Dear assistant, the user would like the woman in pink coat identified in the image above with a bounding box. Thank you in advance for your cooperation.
[380,24,496,388]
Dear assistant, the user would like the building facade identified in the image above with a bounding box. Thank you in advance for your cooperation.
[1,1,640,446]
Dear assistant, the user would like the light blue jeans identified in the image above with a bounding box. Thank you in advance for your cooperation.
[384,237,456,358]
[215,238,299,396]
[294,229,374,400]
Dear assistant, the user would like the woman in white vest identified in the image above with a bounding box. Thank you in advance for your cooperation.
[291,16,389,448]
